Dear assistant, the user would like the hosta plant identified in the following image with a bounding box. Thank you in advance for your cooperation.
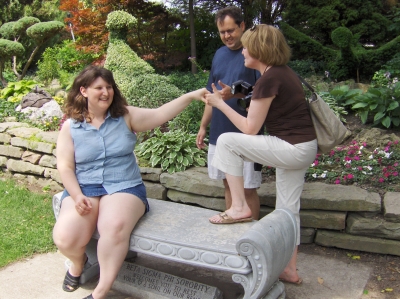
[345,81,400,128]
[0,80,42,103]
[135,128,207,173]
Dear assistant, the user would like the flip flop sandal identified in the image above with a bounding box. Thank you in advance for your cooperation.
[209,212,253,224]
[62,270,81,292]
[62,255,89,292]
[82,294,94,299]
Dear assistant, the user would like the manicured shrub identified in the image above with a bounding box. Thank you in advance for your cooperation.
[104,11,184,110]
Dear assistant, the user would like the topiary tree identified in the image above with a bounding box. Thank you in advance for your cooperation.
[0,17,64,82]
[104,11,184,109]
[280,22,400,81]
[0,39,24,87]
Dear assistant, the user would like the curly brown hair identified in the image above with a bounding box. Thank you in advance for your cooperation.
[63,66,128,122]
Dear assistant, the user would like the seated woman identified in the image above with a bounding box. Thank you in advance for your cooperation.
[203,25,317,285]
[53,65,207,299]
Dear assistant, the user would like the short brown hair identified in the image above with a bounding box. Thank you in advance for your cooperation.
[64,66,128,122]
[241,24,291,66]
[215,6,243,27]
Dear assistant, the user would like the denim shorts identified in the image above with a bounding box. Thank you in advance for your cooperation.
[60,183,149,213]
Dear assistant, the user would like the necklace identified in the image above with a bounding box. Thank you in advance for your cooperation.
[264,66,271,73]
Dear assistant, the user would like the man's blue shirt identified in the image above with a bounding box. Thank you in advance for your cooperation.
[207,46,260,145]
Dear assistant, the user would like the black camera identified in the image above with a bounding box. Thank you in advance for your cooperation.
[231,80,253,111]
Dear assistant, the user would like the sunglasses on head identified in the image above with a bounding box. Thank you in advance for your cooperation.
[250,24,258,31]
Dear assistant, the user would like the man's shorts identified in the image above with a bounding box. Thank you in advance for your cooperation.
[208,144,262,189]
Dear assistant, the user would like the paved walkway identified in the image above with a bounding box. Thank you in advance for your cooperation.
[0,246,389,299]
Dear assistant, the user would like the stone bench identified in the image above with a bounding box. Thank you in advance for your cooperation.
[52,193,297,299]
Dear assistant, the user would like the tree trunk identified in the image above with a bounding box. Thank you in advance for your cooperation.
[12,56,20,78]
[0,61,7,87]
[19,45,41,81]
[189,0,197,74]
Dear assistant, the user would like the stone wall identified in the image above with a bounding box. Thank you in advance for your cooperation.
[1,121,399,256]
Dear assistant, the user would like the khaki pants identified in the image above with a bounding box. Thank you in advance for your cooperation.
[212,132,318,244]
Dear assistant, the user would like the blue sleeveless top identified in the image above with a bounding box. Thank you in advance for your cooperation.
[69,113,142,194]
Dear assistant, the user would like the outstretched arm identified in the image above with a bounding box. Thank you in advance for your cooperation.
[128,88,208,133]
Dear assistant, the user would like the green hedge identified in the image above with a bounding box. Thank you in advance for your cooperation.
[26,21,64,42]
[104,10,185,113]
[0,39,25,57]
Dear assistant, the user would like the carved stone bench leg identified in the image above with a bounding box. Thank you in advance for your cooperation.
[234,209,297,299]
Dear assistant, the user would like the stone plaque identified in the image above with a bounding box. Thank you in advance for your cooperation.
[113,262,223,299]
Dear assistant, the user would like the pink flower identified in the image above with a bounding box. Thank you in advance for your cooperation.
[394,140,399,145]
[379,178,385,183]
[354,156,360,161]
[314,160,319,166]
[347,174,354,179]
[393,172,398,176]
[335,179,341,184]
[362,142,367,147]
[394,162,399,167]
[357,166,362,171]
[345,156,352,161]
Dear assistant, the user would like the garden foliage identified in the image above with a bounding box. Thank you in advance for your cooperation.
[0,79,41,103]
[135,128,206,174]
[307,140,400,191]
[0,17,64,83]
[36,40,100,86]
[280,22,400,81]
[104,11,183,109]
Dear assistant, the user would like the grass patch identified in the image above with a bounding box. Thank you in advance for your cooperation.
[0,178,56,268]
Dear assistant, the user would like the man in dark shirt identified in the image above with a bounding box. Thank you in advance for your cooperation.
[196,6,261,219]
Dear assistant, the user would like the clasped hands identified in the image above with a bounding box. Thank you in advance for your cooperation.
[199,81,230,108]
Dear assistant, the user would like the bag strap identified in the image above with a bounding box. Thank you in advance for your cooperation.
[297,75,315,92]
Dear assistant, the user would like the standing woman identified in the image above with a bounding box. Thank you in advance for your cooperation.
[204,25,317,284]
[53,65,207,299]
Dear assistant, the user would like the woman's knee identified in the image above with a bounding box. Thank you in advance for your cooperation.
[53,230,85,251]
[98,220,129,243]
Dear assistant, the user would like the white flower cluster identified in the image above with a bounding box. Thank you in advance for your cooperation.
[312,171,328,179]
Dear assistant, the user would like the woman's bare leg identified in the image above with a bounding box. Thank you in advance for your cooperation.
[53,196,99,278]
[279,246,302,283]
[209,173,252,223]
[91,193,145,299]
